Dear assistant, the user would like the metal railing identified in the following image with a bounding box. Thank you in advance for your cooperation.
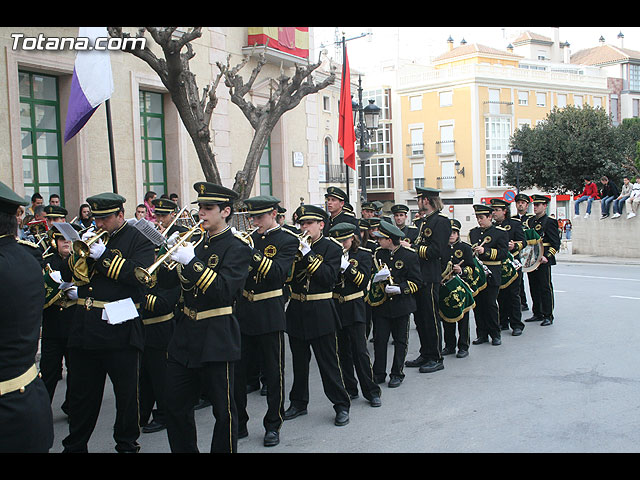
[406,143,424,157]
[483,101,513,115]
[320,164,347,183]
[407,177,425,191]
[435,140,455,155]
[436,176,456,191]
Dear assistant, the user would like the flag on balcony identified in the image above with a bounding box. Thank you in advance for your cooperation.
[247,27,309,59]
[338,44,356,170]
[64,27,114,143]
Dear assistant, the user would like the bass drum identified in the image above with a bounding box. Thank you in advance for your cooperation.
[521,228,543,273]
[439,275,476,323]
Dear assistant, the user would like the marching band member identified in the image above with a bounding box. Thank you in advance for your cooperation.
[283,204,351,428]
[469,204,509,346]
[0,182,53,453]
[490,198,526,336]
[234,195,299,448]
[329,222,382,407]
[370,221,421,388]
[391,204,419,245]
[164,182,252,453]
[513,193,532,312]
[323,186,359,236]
[523,195,561,327]
[60,192,155,453]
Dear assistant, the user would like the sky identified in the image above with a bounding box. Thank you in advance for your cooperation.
[311,27,640,72]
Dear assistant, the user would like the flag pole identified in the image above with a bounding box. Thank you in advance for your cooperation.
[105,99,118,193]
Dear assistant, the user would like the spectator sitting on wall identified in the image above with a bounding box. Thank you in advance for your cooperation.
[626,177,640,219]
[144,191,157,222]
[564,220,572,240]
[612,176,632,219]
[574,177,599,219]
[599,176,619,219]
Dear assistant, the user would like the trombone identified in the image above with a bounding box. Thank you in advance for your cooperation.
[134,220,204,285]
[72,228,109,258]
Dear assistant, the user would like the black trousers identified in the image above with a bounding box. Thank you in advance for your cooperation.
[288,333,350,413]
[528,263,554,319]
[62,346,141,453]
[473,284,501,340]
[498,275,525,330]
[414,283,443,362]
[442,313,470,352]
[139,345,168,426]
[234,331,285,434]
[372,313,410,381]
[519,272,529,307]
[337,322,381,400]
[165,355,237,453]
[39,336,70,408]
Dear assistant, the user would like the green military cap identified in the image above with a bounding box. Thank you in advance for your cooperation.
[489,198,510,209]
[294,204,328,223]
[86,192,126,218]
[151,198,178,215]
[244,195,281,216]
[324,186,348,202]
[371,220,405,240]
[358,218,370,230]
[44,204,68,218]
[373,201,384,211]
[0,181,28,214]
[390,204,410,214]
[361,201,376,211]
[530,194,550,204]
[514,193,530,203]
[192,181,238,205]
[473,204,494,216]
[277,205,287,214]
[450,218,462,231]
[329,222,358,241]
[415,186,441,198]
[368,217,381,228]
[381,215,393,224]
[343,202,354,214]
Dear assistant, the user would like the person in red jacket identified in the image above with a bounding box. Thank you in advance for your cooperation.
[574,177,599,218]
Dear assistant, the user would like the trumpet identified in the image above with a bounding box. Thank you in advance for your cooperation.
[237,227,259,248]
[295,230,312,259]
[73,228,109,258]
[134,220,204,285]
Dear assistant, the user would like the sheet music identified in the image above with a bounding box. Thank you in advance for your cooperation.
[53,222,81,242]
[101,298,139,325]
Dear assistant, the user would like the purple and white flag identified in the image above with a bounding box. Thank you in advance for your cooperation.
[64,27,114,143]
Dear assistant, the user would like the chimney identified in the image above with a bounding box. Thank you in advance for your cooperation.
[507,43,514,53]
[599,35,606,45]
[447,36,454,51]
[563,41,571,63]
[618,31,624,48]
[551,27,561,62]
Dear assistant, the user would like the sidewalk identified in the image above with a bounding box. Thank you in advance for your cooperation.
[556,251,640,265]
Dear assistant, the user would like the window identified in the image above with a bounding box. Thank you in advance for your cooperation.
[593,97,603,109]
[536,92,546,107]
[439,124,454,154]
[371,123,392,155]
[358,157,393,190]
[484,116,511,187]
[410,95,422,111]
[258,138,272,195]
[140,90,167,195]
[411,163,424,189]
[633,99,639,118]
[20,71,64,203]
[440,90,452,107]
[440,161,455,190]
[611,96,619,125]
[557,94,567,108]
[518,91,528,106]
[409,128,423,156]
[362,88,390,120]
[574,95,583,108]
[323,95,331,112]
[630,65,640,92]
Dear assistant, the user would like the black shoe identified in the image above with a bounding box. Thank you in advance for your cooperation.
[141,420,166,434]
[260,384,268,396]
[246,383,260,394]
[373,375,386,385]
[525,315,542,322]
[263,430,279,447]
[419,360,444,373]
[512,328,523,336]
[349,393,359,400]
[442,346,456,356]
[500,325,509,331]
[472,337,489,345]
[521,305,529,311]
[491,337,502,346]
[194,398,211,410]
[284,405,308,421]
[456,350,469,358]
[369,395,382,407]
[405,356,428,368]
[334,410,350,426]
[238,426,249,439]
[388,377,403,388]
[540,317,553,326]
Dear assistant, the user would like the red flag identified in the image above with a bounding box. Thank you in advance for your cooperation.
[338,45,356,170]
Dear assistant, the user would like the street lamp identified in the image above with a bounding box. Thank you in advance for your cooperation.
[353,76,381,204]
[509,148,523,194]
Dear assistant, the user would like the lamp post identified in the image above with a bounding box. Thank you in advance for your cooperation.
[509,148,523,194]
[352,75,381,204]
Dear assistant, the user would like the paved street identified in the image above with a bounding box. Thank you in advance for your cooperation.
[49,260,640,453]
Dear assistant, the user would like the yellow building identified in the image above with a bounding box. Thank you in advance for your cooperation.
[396,30,610,235]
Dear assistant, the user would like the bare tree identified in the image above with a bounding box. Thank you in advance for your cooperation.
[108,27,336,201]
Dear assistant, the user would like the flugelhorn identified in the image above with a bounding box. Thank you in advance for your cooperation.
[73,228,109,258]
[237,226,259,248]
[134,220,204,285]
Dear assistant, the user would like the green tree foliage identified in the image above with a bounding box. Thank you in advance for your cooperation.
[502,105,634,194]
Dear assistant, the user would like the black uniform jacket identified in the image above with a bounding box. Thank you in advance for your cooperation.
[61,221,155,351]
[524,214,561,266]
[372,245,422,318]
[493,217,526,259]
[333,246,372,327]
[286,234,342,340]
[468,224,509,287]
[237,225,299,336]
[448,240,476,285]
[413,211,452,283]
[42,250,74,339]
[166,225,251,366]
[399,224,419,244]
[323,209,360,236]
[0,235,45,382]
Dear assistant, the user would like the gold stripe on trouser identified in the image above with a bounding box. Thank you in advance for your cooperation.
[0,364,38,396]
[226,362,233,453]
[136,351,140,435]
[430,284,442,358]
[277,333,284,430]
[549,264,554,315]
[334,333,349,404]
[362,325,377,386]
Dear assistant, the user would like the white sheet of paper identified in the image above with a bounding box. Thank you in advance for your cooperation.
[53,222,81,242]
[102,298,139,325]
[373,269,390,283]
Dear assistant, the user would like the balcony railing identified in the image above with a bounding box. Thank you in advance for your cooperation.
[320,164,347,183]
[407,177,425,191]
[406,143,424,157]
[483,101,513,115]
[436,176,456,191]
[436,140,455,155]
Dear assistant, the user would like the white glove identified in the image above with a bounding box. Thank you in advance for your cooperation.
[299,241,311,257]
[50,270,62,284]
[89,238,106,259]
[82,228,96,241]
[65,287,78,301]
[166,231,181,249]
[340,256,350,272]
[373,266,391,283]
[231,226,238,235]
[59,281,73,291]
[385,285,401,295]
[170,242,196,265]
